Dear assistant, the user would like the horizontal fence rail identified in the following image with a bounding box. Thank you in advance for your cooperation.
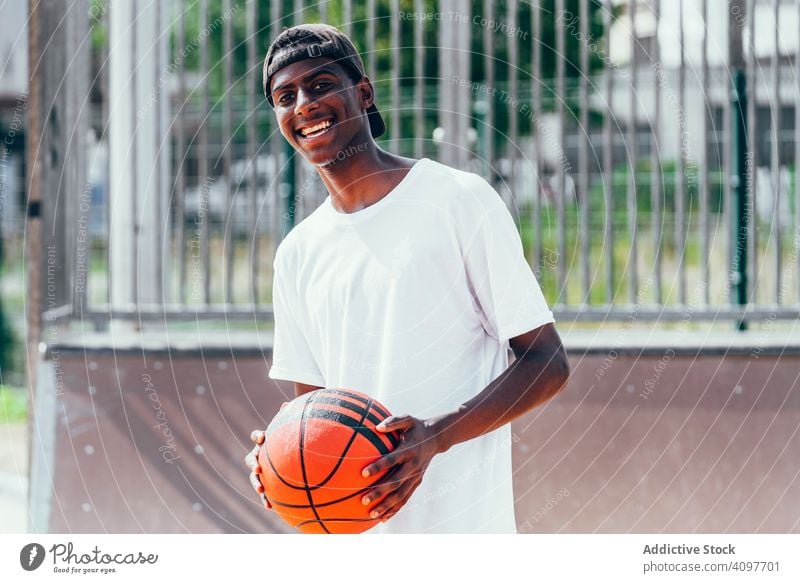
[35,0,800,328]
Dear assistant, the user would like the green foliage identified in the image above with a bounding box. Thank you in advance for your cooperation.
[0,296,13,383]
[0,385,26,424]
[87,1,612,156]
[586,159,727,219]
[89,1,610,100]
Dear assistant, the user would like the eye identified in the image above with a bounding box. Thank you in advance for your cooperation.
[276,92,294,105]
[313,81,332,91]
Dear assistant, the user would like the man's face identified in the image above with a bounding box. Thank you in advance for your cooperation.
[269,57,372,165]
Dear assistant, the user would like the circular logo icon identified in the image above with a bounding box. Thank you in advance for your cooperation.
[20,543,46,571]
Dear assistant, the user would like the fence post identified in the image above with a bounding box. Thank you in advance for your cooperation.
[729,0,749,330]
[108,1,170,310]
[437,0,471,170]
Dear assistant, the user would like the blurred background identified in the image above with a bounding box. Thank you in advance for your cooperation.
[1,0,798,534]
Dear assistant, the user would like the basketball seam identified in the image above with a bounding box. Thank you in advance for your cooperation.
[298,392,330,534]
[312,396,401,448]
[263,390,397,534]
[263,410,392,491]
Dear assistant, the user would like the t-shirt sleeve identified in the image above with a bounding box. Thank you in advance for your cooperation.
[268,250,327,387]
[458,177,555,344]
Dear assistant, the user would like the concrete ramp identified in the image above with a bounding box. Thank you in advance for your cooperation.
[30,330,800,533]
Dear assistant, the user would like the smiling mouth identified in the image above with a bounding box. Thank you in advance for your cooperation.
[297,118,334,140]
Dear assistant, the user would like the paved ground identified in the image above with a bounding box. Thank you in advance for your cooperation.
[0,422,28,533]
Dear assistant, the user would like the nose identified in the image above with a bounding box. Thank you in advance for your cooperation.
[294,87,319,117]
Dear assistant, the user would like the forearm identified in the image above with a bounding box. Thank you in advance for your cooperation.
[427,349,569,454]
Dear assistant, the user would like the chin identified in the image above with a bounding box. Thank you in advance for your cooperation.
[299,144,347,168]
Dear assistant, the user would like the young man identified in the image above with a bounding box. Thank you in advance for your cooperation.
[245,23,570,534]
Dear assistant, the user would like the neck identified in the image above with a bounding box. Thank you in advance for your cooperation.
[315,140,414,214]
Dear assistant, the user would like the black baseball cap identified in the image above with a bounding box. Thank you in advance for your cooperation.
[263,23,386,139]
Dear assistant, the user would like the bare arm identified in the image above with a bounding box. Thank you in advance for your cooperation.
[361,323,570,520]
[294,382,323,398]
[427,323,569,451]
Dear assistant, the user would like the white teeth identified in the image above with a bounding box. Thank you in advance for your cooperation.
[300,119,332,137]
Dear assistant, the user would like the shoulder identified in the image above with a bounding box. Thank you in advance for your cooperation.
[273,205,330,269]
[420,159,506,225]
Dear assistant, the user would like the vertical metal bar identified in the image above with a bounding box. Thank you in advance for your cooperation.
[271,0,283,266]
[723,7,732,305]
[200,0,210,304]
[26,0,43,389]
[796,0,800,304]
[771,0,782,302]
[747,0,757,304]
[293,0,305,227]
[175,2,187,305]
[485,0,494,182]
[701,0,710,304]
[628,0,638,304]
[155,0,164,305]
[603,0,614,303]
[556,0,566,303]
[131,0,139,306]
[509,0,518,210]
[677,0,686,304]
[579,0,590,302]
[651,0,662,304]
[391,0,400,152]
[344,0,352,36]
[224,0,233,304]
[320,0,328,22]
[103,0,111,306]
[731,0,750,329]
[414,0,424,158]
[532,0,541,272]
[368,0,376,82]
[247,0,258,305]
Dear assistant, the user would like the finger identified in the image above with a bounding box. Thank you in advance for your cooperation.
[361,450,410,478]
[250,430,265,445]
[361,468,406,506]
[260,492,272,510]
[249,472,264,494]
[279,402,289,410]
[244,446,262,473]
[375,415,414,433]
[369,478,420,519]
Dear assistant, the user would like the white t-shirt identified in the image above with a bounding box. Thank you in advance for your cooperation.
[268,157,555,533]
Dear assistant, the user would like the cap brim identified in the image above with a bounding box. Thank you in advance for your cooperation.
[367,104,385,139]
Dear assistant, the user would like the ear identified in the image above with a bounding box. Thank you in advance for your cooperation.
[355,76,375,110]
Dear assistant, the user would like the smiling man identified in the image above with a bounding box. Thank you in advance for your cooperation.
[245,23,570,534]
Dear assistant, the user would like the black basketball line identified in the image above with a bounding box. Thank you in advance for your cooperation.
[312,396,401,448]
[268,465,401,510]
[266,390,397,448]
[298,393,329,534]
[265,409,392,492]
[307,399,372,490]
[314,395,375,533]
[269,483,372,510]
[294,517,377,530]
[327,389,391,419]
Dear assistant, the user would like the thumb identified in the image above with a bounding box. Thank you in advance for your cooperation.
[376,414,415,433]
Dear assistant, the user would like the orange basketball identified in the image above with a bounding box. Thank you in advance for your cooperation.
[257,389,399,534]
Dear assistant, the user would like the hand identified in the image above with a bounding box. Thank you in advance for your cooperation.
[245,429,272,510]
[360,415,444,522]
[246,403,291,510]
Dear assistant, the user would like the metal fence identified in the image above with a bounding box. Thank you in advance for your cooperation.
[33,0,800,329]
